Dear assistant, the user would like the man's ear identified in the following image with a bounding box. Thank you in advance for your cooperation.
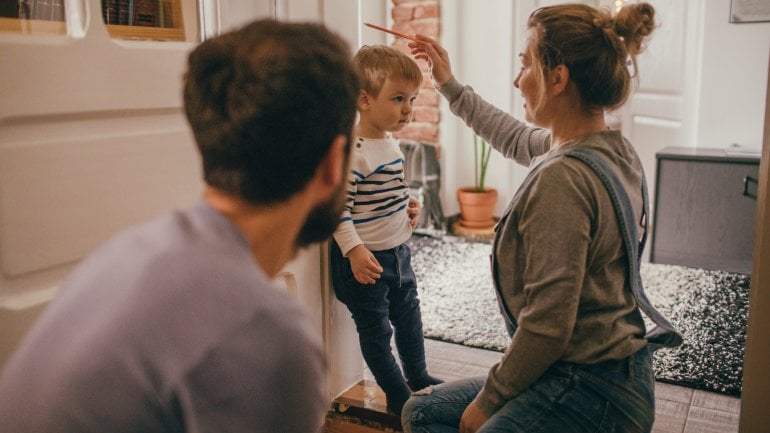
[317,134,349,191]
[549,64,570,96]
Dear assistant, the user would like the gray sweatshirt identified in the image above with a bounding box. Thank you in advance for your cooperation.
[0,202,327,433]
[439,77,648,417]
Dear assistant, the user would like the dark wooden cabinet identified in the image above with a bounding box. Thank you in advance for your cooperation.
[651,147,760,274]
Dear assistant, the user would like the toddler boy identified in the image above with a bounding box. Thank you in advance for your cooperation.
[331,45,443,416]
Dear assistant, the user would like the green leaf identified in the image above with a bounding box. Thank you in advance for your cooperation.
[473,133,491,192]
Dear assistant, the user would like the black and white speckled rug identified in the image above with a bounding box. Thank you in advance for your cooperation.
[408,234,751,396]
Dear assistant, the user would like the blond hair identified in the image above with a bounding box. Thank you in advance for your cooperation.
[353,45,423,97]
[527,2,656,114]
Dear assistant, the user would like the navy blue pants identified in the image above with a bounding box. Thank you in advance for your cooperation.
[330,242,429,395]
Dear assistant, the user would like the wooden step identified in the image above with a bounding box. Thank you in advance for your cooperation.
[325,379,402,432]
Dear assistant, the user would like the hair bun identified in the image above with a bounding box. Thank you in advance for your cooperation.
[614,2,655,56]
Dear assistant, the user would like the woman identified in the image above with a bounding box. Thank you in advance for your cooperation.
[404,3,680,433]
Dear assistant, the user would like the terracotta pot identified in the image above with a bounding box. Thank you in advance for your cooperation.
[457,187,498,228]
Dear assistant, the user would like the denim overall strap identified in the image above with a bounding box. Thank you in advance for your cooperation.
[565,148,683,351]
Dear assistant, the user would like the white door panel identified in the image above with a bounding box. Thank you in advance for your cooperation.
[635,0,687,95]
[0,0,201,363]
[633,94,685,121]
[612,0,695,253]
[625,0,689,154]
[0,121,200,278]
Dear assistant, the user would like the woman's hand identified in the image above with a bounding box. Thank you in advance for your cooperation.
[347,245,383,284]
[409,35,453,87]
[459,400,488,433]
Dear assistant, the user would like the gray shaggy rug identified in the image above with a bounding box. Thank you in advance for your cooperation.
[408,234,750,396]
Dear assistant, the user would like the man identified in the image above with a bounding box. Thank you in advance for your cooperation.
[0,19,359,432]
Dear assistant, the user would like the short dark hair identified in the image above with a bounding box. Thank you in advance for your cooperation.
[183,19,359,204]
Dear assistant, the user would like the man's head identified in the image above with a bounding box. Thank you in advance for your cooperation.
[184,19,359,206]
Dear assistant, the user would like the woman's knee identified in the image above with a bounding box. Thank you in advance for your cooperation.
[401,377,485,432]
[401,392,447,433]
[401,394,425,432]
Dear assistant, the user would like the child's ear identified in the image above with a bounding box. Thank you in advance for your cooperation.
[357,90,371,111]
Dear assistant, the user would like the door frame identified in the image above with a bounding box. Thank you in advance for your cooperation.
[739,55,770,432]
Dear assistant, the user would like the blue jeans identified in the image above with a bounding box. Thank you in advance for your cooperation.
[402,347,655,433]
[330,242,429,395]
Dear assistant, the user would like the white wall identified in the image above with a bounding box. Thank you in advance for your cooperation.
[695,0,770,150]
[437,0,769,220]
[439,0,518,218]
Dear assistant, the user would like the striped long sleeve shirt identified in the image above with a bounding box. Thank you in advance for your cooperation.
[333,136,413,255]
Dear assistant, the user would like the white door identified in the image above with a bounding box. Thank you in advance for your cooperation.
[612,0,699,229]
[0,0,203,363]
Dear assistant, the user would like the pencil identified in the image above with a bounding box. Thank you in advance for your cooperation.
[363,22,418,43]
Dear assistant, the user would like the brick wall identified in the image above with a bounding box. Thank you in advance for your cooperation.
[390,0,440,148]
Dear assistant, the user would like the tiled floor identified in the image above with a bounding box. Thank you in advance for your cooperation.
[330,339,742,432]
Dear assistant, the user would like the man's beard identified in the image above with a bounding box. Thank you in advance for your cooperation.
[295,184,346,248]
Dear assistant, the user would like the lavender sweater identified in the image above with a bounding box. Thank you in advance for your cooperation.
[0,202,327,433]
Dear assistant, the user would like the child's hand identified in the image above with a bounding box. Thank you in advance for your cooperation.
[347,245,383,285]
[407,196,421,229]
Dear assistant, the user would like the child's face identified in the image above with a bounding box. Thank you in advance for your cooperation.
[362,77,421,133]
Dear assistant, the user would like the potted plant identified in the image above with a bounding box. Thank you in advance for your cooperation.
[457,134,498,228]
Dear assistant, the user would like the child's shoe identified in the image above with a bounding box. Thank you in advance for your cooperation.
[384,385,411,416]
[407,374,444,392]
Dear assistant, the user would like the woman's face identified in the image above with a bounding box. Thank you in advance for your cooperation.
[513,32,544,125]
